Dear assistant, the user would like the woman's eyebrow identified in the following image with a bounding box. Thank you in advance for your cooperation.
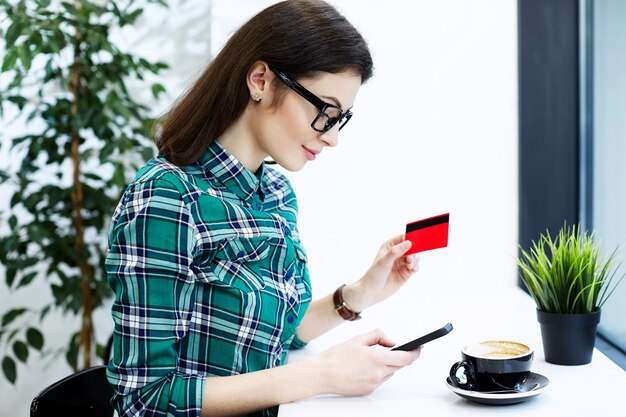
[321,95,343,109]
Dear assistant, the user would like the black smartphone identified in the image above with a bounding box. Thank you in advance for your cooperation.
[391,323,453,351]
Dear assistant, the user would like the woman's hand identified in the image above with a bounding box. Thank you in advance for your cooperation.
[312,329,421,396]
[345,235,419,311]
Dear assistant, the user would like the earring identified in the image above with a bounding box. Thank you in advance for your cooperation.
[252,93,262,102]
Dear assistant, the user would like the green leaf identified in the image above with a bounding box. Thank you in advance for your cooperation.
[124,8,144,25]
[13,341,28,363]
[111,99,132,119]
[8,215,18,230]
[35,0,53,11]
[61,2,79,14]
[83,172,104,183]
[111,163,125,187]
[2,48,18,72]
[2,357,17,384]
[141,146,155,162]
[26,328,44,350]
[18,45,33,71]
[10,192,20,208]
[6,21,22,46]
[16,271,38,289]
[1,308,27,326]
[151,83,166,98]
[7,95,27,109]
[39,305,51,321]
[6,329,19,343]
[6,268,17,288]
[66,332,80,370]
[31,30,43,49]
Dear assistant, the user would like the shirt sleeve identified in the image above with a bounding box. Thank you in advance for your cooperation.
[288,335,308,350]
[105,178,204,417]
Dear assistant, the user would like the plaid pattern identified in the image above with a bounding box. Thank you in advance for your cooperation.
[106,141,312,417]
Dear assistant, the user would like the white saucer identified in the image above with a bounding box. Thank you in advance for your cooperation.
[445,372,549,405]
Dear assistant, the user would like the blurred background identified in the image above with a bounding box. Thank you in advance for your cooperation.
[0,0,624,415]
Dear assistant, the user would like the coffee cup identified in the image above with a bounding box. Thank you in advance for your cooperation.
[449,340,534,392]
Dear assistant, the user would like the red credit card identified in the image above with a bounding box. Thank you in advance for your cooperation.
[404,213,449,255]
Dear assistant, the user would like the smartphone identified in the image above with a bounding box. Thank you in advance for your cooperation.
[391,323,453,351]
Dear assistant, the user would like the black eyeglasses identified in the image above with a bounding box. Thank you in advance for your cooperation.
[269,66,352,133]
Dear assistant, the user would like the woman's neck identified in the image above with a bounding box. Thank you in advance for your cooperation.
[217,111,267,173]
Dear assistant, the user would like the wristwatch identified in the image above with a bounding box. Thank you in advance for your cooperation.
[333,284,362,321]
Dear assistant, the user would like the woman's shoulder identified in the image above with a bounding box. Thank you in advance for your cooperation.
[129,156,201,198]
[133,156,184,184]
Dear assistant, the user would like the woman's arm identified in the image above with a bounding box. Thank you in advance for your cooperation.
[294,283,367,342]
[201,355,321,416]
[297,237,419,342]
[201,329,420,416]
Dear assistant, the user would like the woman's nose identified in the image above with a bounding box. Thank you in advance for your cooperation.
[319,127,339,147]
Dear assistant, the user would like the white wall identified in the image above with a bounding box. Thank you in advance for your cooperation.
[0,1,517,414]
[213,0,519,333]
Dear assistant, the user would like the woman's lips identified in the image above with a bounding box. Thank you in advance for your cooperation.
[302,146,319,161]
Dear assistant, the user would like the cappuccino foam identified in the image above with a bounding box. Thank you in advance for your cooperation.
[464,341,530,359]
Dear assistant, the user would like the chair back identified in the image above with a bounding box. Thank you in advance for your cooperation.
[30,365,114,417]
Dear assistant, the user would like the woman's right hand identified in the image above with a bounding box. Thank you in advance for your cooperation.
[312,329,421,396]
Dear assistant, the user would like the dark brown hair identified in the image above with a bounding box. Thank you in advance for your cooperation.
[155,0,374,166]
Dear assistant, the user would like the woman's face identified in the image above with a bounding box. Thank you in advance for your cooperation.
[254,70,362,172]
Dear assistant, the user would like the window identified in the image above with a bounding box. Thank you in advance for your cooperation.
[519,0,626,369]
[581,0,626,359]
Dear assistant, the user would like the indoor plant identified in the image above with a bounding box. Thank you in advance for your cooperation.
[0,0,168,384]
[517,223,624,365]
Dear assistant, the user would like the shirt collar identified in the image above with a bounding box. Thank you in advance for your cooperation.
[198,140,265,202]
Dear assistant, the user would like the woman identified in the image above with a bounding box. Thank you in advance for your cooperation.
[106,1,421,416]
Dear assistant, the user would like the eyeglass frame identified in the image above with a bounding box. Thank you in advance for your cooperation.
[269,66,353,133]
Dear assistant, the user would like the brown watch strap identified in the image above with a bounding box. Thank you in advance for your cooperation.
[333,284,362,321]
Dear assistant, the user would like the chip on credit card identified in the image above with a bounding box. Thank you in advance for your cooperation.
[404,213,449,255]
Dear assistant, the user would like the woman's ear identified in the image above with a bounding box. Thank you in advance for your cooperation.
[246,61,273,102]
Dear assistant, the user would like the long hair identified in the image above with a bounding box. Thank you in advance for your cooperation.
[155,0,374,166]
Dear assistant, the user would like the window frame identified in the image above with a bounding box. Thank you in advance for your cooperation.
[517,0,626,370]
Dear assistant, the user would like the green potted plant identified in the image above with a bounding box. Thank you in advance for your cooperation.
[517,223,624,365]
[0,0,168,384]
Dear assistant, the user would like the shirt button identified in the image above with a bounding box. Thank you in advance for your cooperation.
[285,270,293,279]
[237,251,244,258]
[287,315,295,324]
[256,203,263,210]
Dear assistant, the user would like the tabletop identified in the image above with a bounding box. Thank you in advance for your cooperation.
[280,283,626,416]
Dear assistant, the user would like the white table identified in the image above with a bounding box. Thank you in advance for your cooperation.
[281,283,626,416]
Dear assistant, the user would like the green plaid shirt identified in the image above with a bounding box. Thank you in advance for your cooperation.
[106,140,312,417]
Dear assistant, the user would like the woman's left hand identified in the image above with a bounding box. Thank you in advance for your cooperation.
[345,235,419,311]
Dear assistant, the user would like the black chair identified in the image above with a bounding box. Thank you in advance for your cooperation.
[30,365,114,417]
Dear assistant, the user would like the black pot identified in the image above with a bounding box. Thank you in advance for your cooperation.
[536,309,601,365]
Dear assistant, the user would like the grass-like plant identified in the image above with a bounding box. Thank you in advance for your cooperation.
[518,223,624,314]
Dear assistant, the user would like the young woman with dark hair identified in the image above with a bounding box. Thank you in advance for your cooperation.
[106,1,420,416]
